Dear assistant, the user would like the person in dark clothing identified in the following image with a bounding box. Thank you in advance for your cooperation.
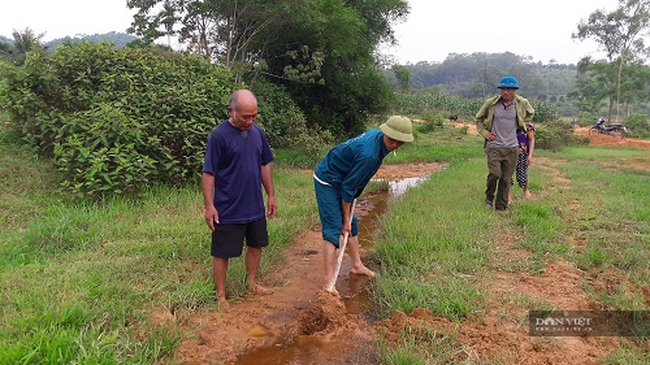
[202,89,276,310]
[313,116,414,295]
[475,76,535,211]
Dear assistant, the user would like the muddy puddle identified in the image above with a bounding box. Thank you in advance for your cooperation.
[233,175,431,365]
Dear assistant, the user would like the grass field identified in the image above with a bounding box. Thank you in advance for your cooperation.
[1,125,647,364]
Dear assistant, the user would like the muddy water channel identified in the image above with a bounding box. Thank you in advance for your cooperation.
[233,173,435,365]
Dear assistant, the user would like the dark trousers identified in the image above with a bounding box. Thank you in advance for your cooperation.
[485,146,518,210]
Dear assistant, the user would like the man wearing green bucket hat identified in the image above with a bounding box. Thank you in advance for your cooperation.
[475,76,535,211]
[313,116,413,295]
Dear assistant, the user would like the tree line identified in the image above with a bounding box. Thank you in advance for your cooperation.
[1,0,648,198]
[387,52,580,116]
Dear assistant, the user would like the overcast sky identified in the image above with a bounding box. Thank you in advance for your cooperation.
[2,0,620,65]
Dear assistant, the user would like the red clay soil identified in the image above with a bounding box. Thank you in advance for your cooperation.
[173,163,445,365]
[574,127,650,149]
[173,221,383,365]
[171,144,646,364]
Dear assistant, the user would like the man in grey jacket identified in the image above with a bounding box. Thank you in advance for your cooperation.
[475,76,535,211]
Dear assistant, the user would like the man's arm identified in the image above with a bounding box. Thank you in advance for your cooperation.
[340,199,353,236]
[475,100,495,140]
[523,99,535,123]
[261,163,276,218]
[202,172,218,231]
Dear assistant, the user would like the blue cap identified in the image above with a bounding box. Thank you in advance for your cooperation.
[497,76,519,89]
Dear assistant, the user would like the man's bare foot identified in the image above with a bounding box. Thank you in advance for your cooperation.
[350,266,377,278]
[217,296,230,312]
[524,191,532,200]
[252,284,274,295]
[323,286,340,297]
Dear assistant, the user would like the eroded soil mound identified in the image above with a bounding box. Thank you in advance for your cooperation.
[574,127,650,149]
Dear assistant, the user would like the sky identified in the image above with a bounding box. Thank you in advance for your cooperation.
[385,0,620,64]
[1,0,621,65]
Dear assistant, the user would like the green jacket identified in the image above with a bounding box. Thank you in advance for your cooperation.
[475,94,535,138]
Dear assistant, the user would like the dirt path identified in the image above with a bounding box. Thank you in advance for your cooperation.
[456,157,617,363]
[174,163,445,365]
[172,133,646,364]
[174,226,375,364]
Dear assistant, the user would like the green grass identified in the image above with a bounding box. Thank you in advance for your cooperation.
[0,139,319,363]
[540,147,649,295]
[373,158,490,320]
[1,126,648,363]
[373,137,648,363]
[378,323,463,365]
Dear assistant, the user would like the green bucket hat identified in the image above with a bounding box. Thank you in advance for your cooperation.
[380,116,414,143]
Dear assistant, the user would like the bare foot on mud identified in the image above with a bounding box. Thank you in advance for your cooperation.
[252,284,274,296]
[524,191,533,200]
[350,266,377,278]
[216,296,230,312]
[322,287,340,297]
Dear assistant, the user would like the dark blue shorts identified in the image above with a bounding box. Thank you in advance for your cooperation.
[211,217,268,258]
[314,179,359,248]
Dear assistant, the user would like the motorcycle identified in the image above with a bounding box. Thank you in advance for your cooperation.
[589,118,628,138]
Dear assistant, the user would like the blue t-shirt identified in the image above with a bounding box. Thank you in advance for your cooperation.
[202,120,274,224]
[314,129,390,203]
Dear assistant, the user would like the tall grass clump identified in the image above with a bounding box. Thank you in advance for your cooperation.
[374,159,491,320]
[378,324,461,365]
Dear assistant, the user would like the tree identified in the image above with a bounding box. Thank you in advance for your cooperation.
[391,64,411,90]
[1,28,45,66]
[127,0,410,137]
[569,57,617,114]
[573,0,650,121]
[0,40,13,59]
[127,1,297,69]
[569,55,649,118]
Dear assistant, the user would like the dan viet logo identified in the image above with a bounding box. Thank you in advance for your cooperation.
[533,313,593,334]
[529,310,648,337]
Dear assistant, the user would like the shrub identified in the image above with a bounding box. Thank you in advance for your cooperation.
[418,112,444,133]
[623,114,649,139]
[0,41,238,197]
[577,112,596,127]
[52,104,159,197]
[534,119,575,152]
[531,101,558,123]
[252,80,331,151]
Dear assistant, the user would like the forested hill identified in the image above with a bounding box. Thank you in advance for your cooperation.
[390,52,577,103]
[1,31,139,53]
[44,32,139,51]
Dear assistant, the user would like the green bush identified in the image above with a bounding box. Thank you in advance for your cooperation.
[418,112,444,133]
[252,80,332,152]
[531,101,558,123]
[623,114,649,139]
[53,104,158,196]
[534,119,575,152]
[577,112,596,127]
[0,41,238,197]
